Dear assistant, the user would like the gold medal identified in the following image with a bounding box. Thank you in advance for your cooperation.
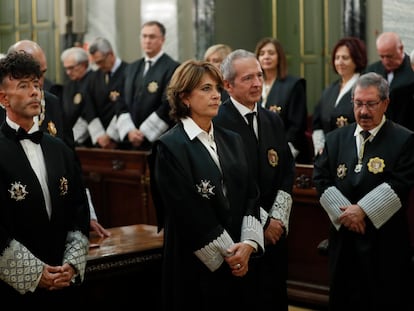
[109,90,120,102]
[269,105,281,113]
[47,121,57,136]
[267,149,279,167]
[337,164,347,178]
[73,93,82,105]
[336,116,348,128]
[147,81,159,93]
[367,157,385,174]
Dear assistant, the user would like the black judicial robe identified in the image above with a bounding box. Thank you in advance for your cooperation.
[0,123,90,306]
[149,122,262,311]
[261,75,310,163]
[214,99,295,311]
[86,61,130,130]
[312,79,355,135]
[313,120,414,310]
[124,53,179,149]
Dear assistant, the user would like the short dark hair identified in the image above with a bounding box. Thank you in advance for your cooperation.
[331,37,367,74]
[142,20,166,37]
[167,60,223,121]
[0,51,41,85]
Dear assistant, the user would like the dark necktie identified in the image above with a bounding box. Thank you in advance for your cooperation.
[360,130,371,141]
[245,112,256,131]
[143,60,152,77]
[16,127,43,144]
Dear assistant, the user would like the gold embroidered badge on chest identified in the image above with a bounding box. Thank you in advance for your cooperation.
[59,177,68,196]
[147,81,159,93]
[367,157,385,174]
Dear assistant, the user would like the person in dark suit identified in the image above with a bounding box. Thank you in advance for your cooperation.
[60,46,111,238]
[365,31,414,131]
[88,37,132,149]
[122,20,180,150]
[60,46,94,147]
[0,51,90,308]
[214,49,295,311]
[313,72,414,310]
[149,60,264,311]
[312,37,367,158]
[255,37,310,163]
[5,40,75,149]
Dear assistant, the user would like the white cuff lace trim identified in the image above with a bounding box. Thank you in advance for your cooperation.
[0,239,44,294]
[194,230,234,272]
[63,231,89,282]
[269,190,292,234]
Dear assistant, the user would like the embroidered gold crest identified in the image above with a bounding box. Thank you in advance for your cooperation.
[73,93,82,105]
[147,81,159,93]
[337,164,347,179]
[8,181,28,201]
[336,116,348,128]
[109,90,120,102]
[367,157,385,174]
[267,149,279,167]
[59,177,68,196]
[47,121,57,137]
[196,180,215,199]
[269,105,282,114]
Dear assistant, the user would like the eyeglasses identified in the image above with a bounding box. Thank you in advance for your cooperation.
[64,63,80,71]
[352,100,382,110]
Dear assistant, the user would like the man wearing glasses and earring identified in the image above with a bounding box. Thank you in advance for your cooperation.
[313,72,414,310]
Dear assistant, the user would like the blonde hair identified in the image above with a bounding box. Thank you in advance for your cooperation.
[204,44,232,62]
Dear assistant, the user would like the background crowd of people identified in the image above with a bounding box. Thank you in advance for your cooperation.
[1,20,414,310]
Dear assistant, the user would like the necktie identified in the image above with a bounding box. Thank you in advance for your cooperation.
[105,72,110,84]
[16,127,43,144]
[360,130,371,141]
[245,112,256,131]
[143,60,152,76]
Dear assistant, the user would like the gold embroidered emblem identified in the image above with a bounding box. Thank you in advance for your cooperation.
[336,116,348,128]
[47,121,57,136]
[109,90,120,102]
[337,164,347,179]
[73,93,82,105]
[59,177,68,196]
[196,180,215,199]
[267,149,279,167]
[147,81,159,93]
[367,157,385,174]
[269,105,282,114]
[8,181,28,201]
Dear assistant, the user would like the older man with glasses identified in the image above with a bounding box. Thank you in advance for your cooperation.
[313,72,414,310]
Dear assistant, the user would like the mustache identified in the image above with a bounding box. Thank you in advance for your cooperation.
[359,114,371,119]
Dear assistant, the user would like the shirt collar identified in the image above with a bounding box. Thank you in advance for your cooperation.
[181,117,214,141]
[145,51,164,66]
[230,97,258,116]
[354,115,386,138]
[6,116,39,133]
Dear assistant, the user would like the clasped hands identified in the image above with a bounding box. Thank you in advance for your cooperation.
[338,204,366,234]
[224,242,255,277]
[38,263,76,291]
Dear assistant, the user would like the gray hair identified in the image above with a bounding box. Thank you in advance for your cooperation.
[352,72,389,100]
[61,47,89,64]
[220,49,257,83]
[88,37,113,55]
